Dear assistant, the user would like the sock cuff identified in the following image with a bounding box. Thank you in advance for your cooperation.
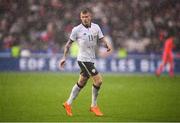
[76,82,83,89]
[93,84,100,90]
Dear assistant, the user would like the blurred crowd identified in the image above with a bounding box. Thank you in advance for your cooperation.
[0,0,179,56]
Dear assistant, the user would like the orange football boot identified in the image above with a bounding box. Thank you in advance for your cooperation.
[63,102,72,116]
[90,106,103,116]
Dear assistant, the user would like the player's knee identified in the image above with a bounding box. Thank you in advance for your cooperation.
[77,76,89,88]
[92,74,102,87]
[93,81,102,88]
[97,81,102,86]
[79,77,88,85]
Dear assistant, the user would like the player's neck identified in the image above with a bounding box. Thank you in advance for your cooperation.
[82,23,91,28]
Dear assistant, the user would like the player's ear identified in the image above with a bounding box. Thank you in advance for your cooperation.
[80,12,82,18]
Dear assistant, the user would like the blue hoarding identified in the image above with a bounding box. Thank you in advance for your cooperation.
[0,55,180,73]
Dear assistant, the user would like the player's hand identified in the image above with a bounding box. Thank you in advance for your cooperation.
[59,57,66,69]
[106,46,112,52]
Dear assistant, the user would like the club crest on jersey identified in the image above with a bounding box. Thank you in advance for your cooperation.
[92,69,96,73]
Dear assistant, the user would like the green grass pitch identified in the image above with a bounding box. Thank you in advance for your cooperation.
[0,72,180,122]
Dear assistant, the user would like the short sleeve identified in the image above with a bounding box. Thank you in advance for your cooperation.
[70,27,77,41]
[97,25,104,39]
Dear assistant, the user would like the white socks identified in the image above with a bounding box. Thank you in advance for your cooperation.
[91,85,100,107]
[66,83,100,107]
[66,84,81,105]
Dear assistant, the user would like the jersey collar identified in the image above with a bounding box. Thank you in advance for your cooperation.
[82,23,91,28]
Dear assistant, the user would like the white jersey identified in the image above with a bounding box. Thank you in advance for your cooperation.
[70,23,104,63]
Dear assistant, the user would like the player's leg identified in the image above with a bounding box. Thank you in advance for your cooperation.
[78,61,103,116]
[168,53,174,77]
[156,52,167,76]
[156,61,165,76]
[91,73,102,106]
[63,74,89,116]
[63,62,89,116]
[66,74,89,105]
[79,61,102,107]
[90,73,103,116]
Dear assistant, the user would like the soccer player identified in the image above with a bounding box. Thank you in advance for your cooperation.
[59,8,112,116]
[156,35,175,77]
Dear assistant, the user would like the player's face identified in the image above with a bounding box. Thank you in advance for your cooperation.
[80,12,91,27]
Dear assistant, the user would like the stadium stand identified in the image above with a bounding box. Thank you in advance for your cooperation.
[0,0,179,54]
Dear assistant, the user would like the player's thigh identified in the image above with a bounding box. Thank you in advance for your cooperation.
[78,61,102,86]
[167,53,174,64]
[162,53,168,64]
[78,61,98,77]
[78,61,90,78]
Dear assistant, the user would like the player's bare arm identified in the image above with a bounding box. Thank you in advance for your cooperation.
[59,40,74,69]
[100,38,112,52]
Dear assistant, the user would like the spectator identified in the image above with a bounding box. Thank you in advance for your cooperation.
[0,0,179,54]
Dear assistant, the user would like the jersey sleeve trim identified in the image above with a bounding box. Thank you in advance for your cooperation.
[99,37,104,40]
[69,38,75,42]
